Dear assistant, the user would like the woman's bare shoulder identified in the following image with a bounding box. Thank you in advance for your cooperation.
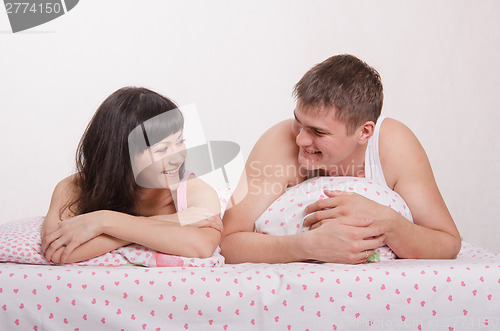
[48,174,81,219]
[185,177,221,211]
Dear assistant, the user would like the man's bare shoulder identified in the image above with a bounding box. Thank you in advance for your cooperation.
[221,120,301,235]
[380,118,414,137]
[258,119,296,146]
[249,119,301,183]
[379,118,426,155]
[378,118,429,188]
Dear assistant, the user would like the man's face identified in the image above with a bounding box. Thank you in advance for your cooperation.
[292,103,360,174]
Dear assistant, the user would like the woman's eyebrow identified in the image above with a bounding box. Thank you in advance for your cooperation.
[172,131,183,140]
[151,143,168,151]
[152,132,184,148]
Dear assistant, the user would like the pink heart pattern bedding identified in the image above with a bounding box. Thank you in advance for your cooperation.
[0,216,224,267]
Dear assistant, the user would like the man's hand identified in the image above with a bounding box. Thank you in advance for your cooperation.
[300,189,392,264]
[303,190,388,229]
[302,216,387,264]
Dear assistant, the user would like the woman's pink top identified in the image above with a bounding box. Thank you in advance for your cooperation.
[175,171,192,211]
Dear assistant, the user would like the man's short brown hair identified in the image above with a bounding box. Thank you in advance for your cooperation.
[293,54,383,135]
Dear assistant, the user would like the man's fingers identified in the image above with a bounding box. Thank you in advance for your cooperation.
[304,193,341,214]
[305,215,375,230]
[361,233,386,248]
[305,189,349,212]
[309,221,320,230]
[303,208,341,226]
[356,249,376,264]
[339,217,374,227]
[303,212,319,227]
[364,223,387,239]
[309,219,331,230]
[324,189,346,198]
[355,235,386,263]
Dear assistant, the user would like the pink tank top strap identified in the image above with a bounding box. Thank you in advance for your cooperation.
[176,171,192,211]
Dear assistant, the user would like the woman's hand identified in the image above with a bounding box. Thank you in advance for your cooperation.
[151,207,223,233]
[41,211,105,264]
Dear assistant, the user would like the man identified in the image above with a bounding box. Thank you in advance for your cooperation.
[221,54,461,264]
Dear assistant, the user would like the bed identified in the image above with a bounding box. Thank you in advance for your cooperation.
[1,231,499,330]
[1,180,499,330]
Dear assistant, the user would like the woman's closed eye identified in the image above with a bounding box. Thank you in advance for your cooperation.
[155,146,166,153]
[154,138,185,154]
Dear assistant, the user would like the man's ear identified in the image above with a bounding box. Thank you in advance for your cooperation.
[358,121,375,144]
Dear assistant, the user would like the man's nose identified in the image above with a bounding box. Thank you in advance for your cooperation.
[296,128,312,147]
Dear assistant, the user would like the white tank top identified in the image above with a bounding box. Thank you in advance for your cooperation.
[364,116,388,186]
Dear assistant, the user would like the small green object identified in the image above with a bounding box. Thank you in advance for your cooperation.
[366,251,380,263]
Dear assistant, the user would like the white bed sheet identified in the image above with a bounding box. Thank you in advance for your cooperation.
[1,242,499,331]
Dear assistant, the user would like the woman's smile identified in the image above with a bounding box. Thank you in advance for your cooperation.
[161,167,180,176]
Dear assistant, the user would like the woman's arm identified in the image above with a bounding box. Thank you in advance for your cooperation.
[42,176,222,264]
[42,175,131,263]
[183,176,222,251]
[44,208,221,264]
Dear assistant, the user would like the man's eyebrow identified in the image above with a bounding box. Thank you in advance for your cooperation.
[293,111,330,133]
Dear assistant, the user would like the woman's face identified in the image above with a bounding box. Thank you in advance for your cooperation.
[133,130,187,190]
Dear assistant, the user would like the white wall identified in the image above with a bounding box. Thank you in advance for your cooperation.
[1,0,499,252]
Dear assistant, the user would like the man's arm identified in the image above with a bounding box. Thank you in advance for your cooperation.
[379,118,461,258]
[221,120,388,264]
[303,118,461,259]
[221,120,302,263]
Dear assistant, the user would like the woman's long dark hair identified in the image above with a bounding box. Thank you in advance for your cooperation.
[68,87,183,216]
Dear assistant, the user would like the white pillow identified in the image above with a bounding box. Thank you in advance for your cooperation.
[0,187,233,266]
[254,176,413,261]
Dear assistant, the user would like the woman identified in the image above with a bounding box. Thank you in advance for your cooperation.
[41,87,222,264]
